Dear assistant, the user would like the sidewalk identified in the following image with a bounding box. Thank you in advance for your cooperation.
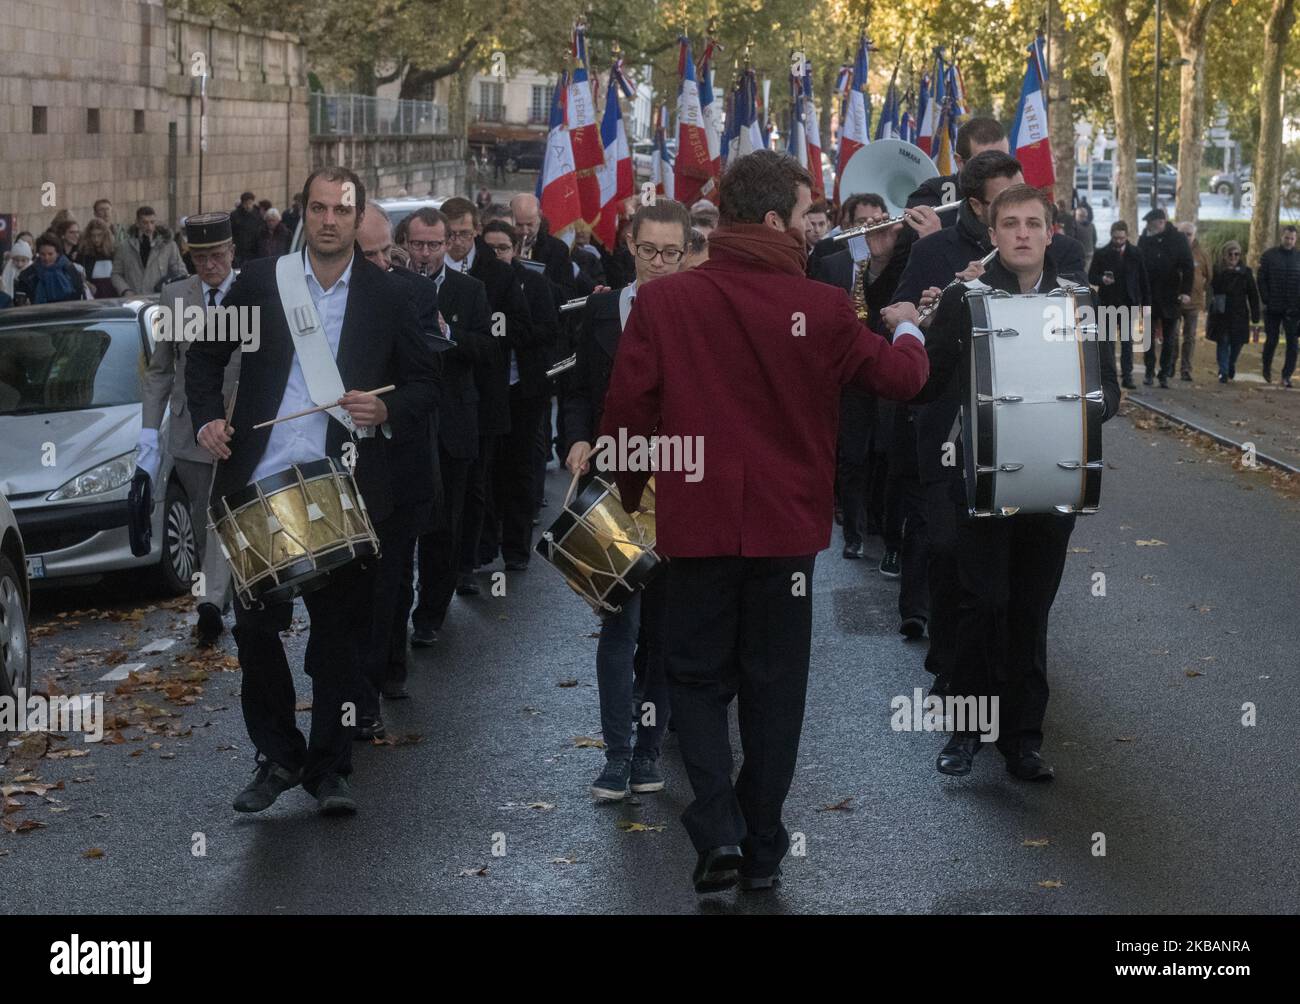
[1123,318,1300,470]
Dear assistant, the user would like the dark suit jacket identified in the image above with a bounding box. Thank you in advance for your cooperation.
[1088,242,1150,308]
[527,229,574,297]
[563,289,622,451]
[511,259,559,397]
[185,249,440,525]
[434,264,492,460]
[383,267,446,526]
[1137,226,1195,319]
[466,239,534,436]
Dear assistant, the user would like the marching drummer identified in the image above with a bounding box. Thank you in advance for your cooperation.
[561,198,692,802]
[881,182,1121,783]
[186,166,440,818]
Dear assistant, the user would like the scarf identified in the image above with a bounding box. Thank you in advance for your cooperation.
[34,256,75,303]
[707,222,807,276]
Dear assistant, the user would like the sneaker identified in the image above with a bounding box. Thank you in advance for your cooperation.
[1143,373,1154,386]
[878,549,901,578]
[842,541,864,559]
[233,760,301,813]
[1285,378,1294,389]
[1219,373,1228,383]
[630,757,665,793]
[316,773,358,815]
[590,759,631,801]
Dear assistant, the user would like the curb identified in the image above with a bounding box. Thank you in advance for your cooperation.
[1125,395,1300,476]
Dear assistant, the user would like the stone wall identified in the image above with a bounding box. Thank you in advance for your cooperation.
[0,0,308,245]
[309,136,467,201]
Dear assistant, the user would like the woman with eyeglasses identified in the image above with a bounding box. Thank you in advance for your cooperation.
[1208,241,1261,383]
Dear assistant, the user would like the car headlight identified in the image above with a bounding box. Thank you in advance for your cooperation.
[46,450,139,501]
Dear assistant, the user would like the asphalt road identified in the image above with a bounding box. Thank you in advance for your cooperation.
[3,403,1298,915]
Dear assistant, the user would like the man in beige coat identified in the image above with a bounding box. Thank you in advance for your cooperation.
[1178,220,1213,381]
[111,205,186,296]
[139,213,241,644]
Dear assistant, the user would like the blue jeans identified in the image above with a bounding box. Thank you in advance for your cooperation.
[1216,338,1244,378]
[596,578,670,763]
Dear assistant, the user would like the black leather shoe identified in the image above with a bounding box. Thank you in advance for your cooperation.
[1143,373,1154,386]
[899,616,926,640]
[455,575,480,596]
[1121,375,1136,389]
[504,560,529,572]
[936,734,982,776]
[381,682,410,700]
[693,845,743,894]
[355,715,385,741]
[739,868,782,892]
[1005,750,1055,782]
[195,602,224,646]
[1158,375,1169,388]
[232,761,301,812]
[411,626,438,647]
[842,542,864,559]
[1180,373,1193,381]
[316,773,358,815]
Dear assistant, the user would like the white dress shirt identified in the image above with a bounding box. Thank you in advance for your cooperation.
[249,252,353,484]
[204,269,236,307]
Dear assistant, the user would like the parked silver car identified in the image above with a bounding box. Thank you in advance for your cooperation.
[0,299,194,594]
[0,492,30,699]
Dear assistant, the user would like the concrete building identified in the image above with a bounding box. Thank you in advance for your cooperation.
[0,0,309,247]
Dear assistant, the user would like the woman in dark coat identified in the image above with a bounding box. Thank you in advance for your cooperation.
[1208,240,1261,382]
[15,232,85,304]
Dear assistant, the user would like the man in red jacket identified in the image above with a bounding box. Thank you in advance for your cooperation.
[600,150,930,894]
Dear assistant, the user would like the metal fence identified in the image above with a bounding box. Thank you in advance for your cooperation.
[309,93,449,137]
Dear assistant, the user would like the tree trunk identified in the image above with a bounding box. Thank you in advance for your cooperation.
[1047,0,1075,212]
[1105,1,1150,232]
[1167,1,1221,224]
[1248,0,1296,270]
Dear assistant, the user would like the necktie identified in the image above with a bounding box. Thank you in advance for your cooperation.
[207,287,218,307]
[435,270,444,294]
[461,257,468,273]
[140,235,150,267]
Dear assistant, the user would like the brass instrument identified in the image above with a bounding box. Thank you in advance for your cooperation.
[851,260,869,321]
[834,200,961,243]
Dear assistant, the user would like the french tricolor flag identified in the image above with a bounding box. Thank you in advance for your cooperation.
[567,27,603,172]
[803,60,824,202]
[594,59,634,249]
[536,70,582,237]
[652,104,674,199]
[834,36,870,203]
[674,36,712,206]
[740,69,763,156]
[1010,37,1055,189]
[698,39,724,191]
[786,68,808,173]
[915,73,933,155]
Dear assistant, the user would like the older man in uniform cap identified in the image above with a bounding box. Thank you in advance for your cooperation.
[139,212,241,645]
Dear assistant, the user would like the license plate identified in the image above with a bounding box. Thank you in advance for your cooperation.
[25,555,45,579]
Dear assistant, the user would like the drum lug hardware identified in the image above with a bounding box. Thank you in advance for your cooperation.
[1056,393,1081,401]
[1053,504,1077,514]
[972,326,1019,337]
[996,395,1023,403]
[1057,461,1102,471]
[999,505,1021,516]
[1085,390,1104,401]
[986,289,1013,299]
[998,463,1024,472]
[976,465,998,474]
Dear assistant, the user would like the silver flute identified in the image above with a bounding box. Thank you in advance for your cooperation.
[915,249,999,322]
[834,200,961,242]
[558,296,589,313]
[546,354,577,379]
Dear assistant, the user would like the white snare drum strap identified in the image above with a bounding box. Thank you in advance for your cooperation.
[274,253,357,435]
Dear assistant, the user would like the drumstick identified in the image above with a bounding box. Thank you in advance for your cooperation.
[252,385,396,429]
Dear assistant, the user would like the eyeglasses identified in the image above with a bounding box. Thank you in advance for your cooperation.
[447,228,476,241]
[1227,251,1241,257]
[406,239,444,252]
[635,243,684,264]
[485,243,513,256]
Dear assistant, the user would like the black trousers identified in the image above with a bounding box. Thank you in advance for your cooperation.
[884,411,929,623]
[665,554,815,877]
[837,389,873,547]
[462,434,497,572]
[1262,312,1300,380]
[1145,311,1180,379]
[950,508,1075,754]
[534,396,553,509]
[361,505,430,716]
[491,389,548,565]
[414,447,470,632]
[922,477,962,682]
[231,558,375,794]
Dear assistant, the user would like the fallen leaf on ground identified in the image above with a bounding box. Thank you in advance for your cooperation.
[1022,839,1050,848]
[1067,546,1092,553]
[294,701,312,712]
[2,818,47,833]
[573,736,606,749]
[1135,539,1166,547]
[456,866,489,877]
[526,802,555,811]
[550,857,577,865]
[1115,736,1135,742]
[1038,880,1064,889]
[616,821,665,833]
[45,748,89,759]
[818,797,855,812]
[2,781,64,798]
[1185,669,1204,678]
[557,679,579,688]
[82,847,106,858]
[369,733,422,747]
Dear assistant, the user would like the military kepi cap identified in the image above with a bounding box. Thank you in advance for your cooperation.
[184,212,233,249]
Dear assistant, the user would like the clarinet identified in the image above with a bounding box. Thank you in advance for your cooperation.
[916,250,999,322]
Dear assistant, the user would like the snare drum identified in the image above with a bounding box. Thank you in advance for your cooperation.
[535,474,661,613]
[963,283,1105,517]
[210,458,379,606]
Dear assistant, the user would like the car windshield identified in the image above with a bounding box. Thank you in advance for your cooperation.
[0,319,142,415]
